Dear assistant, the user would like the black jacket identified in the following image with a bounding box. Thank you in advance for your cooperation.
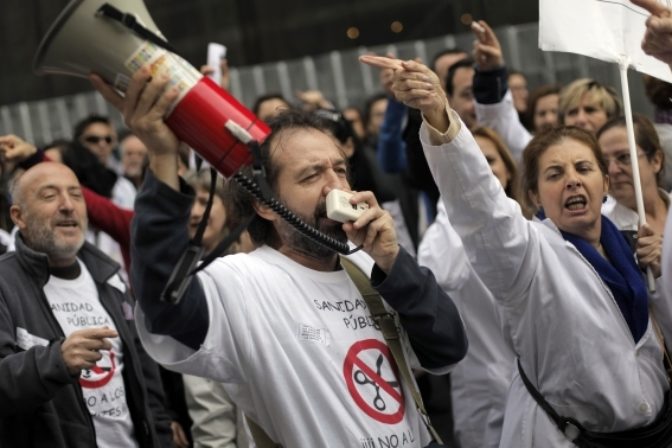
[0,236,173,447]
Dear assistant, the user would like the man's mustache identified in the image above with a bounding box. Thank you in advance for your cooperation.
[313,201,328,222]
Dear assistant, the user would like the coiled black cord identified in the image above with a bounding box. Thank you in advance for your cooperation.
[233,172,360,255]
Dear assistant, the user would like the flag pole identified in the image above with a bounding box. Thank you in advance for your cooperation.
[618,58,656,292]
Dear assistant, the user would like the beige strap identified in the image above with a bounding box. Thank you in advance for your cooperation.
[340,256,444,444]
[650,310,672,385]
[245,416,282,448]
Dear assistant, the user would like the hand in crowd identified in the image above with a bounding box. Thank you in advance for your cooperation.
[295,89,334,111]
[636,223,663,278]
[0,134,38,171]
[632,0,672,67]
[359,55,449,132]
[377,53,425,99]
[170,421,189,448]
[199,57,230,91]
[471,20,504,71]
[341,190,399,274]
[60,327,118,376]
[219,58,230,91]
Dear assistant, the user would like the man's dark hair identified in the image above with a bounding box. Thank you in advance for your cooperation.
[231,108,341,247]
[73,114,112,140]
[643,75,672,111]
[430,48,467,73]
[62,140,117,198]
[252,93,289,116]
[41,138,71,153]
[445,58,475,97]
[314,108,356,145]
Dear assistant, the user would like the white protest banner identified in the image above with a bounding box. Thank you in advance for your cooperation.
[539,0,672,82]
[540,0,669,290]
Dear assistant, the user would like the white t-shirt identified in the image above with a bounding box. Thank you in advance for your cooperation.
[44,260,137,448]
[418,200,514,448]
[112,176,137,210]
[137,246,435,447]
[0,228,10,251]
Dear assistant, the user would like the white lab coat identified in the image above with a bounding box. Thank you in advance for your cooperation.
[475,90,532,161]
[418,201,515,448]
[602,196,641,232]
[602,190,671,233]
[421,114,670,448]
[664,207,672,322]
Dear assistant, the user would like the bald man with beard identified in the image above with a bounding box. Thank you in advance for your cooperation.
[0,163,172,448]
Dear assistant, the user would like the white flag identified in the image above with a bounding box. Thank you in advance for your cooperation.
[539,0,672,82]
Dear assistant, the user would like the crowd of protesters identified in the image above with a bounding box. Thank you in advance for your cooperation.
[1,0,672,446]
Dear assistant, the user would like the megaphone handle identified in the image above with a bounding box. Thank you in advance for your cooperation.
[96,3,177,53]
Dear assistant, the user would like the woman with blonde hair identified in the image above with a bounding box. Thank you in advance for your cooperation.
[559,78,622,134]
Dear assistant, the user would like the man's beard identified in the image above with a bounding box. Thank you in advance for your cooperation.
[24,216,86,261]
[277,200,348,258]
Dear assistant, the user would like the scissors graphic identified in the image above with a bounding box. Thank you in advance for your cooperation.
[354,354,400,411]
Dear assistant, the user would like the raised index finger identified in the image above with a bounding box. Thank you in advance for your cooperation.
[632,0,671,17]
[359,55,403,70]
[79,327,119,340]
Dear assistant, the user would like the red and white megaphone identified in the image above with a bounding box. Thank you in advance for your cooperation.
[34,0,269,177]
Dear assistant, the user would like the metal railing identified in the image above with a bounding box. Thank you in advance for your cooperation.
[0,22,652,145]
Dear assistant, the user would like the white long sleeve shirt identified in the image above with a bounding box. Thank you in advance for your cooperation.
[418,201,515,448]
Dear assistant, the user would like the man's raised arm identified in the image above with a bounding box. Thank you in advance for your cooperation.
[91,69,208,349]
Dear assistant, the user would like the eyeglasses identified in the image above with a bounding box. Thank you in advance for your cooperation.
[83,135,113,145]
[603,151,645,167]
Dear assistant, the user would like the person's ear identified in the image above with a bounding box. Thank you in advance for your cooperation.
[342,137,355,159]
[9,205,27,230]
[253,200,278,222]
[528,190,541,210]
[652,150,664,175]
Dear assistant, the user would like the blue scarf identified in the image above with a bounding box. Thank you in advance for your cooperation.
[561,216,649,342]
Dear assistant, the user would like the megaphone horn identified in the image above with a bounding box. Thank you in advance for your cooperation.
[34,0,269,177]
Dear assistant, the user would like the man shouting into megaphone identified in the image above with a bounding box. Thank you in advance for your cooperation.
[90,67,468,447]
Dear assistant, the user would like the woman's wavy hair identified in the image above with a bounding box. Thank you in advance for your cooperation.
[471,126,520,202]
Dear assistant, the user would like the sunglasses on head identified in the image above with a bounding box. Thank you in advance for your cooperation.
[83,135,113,145]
